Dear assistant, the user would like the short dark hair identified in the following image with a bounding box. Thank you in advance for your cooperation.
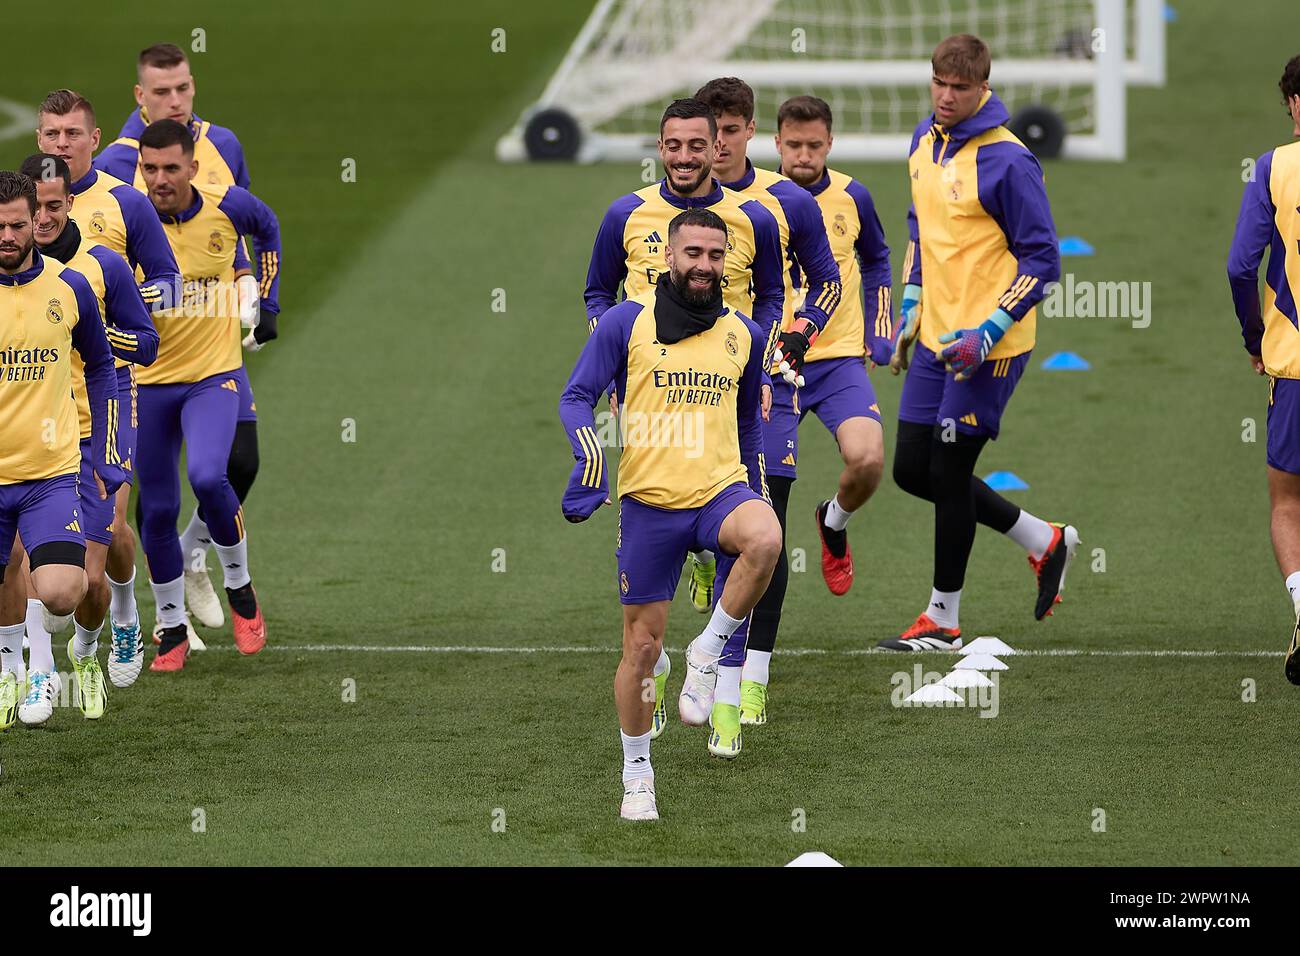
[932,34,991,83]
[0,171,37,216]
[1281,55,1300,108]
[777,95,833,134]
[694,77,755,123]
[660,98,718,140]
[139,42,189,76]
[668,207,728,242]
[139,119,195,157]
[18,154,71,193]
[38,89,96,128]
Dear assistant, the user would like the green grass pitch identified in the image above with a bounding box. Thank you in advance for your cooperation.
[1,0,1298,865]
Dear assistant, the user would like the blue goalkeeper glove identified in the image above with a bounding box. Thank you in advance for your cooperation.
[937,308,1014,381]
[889,283,922,374]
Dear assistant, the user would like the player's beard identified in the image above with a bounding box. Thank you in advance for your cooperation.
[784,163,823,187]
[667,162,711,195]
[672,267,723,307]
[0,234,33,273]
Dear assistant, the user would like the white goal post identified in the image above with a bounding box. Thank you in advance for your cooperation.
[497,0,1165,163]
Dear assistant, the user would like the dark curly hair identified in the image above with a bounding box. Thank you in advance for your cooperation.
[1281,54,1300,109]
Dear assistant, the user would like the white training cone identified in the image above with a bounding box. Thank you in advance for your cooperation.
[939,669,994,689]
[953,653,1008,672]
[960,636,1016,656]
[786,852,844,867]
[902,683,965,704]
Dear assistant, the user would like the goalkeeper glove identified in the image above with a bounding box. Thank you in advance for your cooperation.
[236,274,260,329]
[242,308,278,352]
[937,308,1014,381]
[773,317,818,387]
[889,283,922,374]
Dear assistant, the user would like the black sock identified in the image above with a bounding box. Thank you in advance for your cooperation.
[931,432,989,592]
[226,582,257,618]
[748,476,791,655]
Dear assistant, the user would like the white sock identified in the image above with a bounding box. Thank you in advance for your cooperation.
[44,608,74,635]
[212,536,251,590]
[620,728,653,783]
[25,598,54,673]
[824,494,852,531]
[716,664,742,706]
[927,588,961,629]
[705,603,744,640]
[0,622,26,682]
[1286,571,1300,610]
[692,549,714,564]
[653,648,669,677]
[1006,510,1055,560]
[178,508,213,572]
[72,619,103,660]
[150,576,186,628]
[107,569,138,627]
[742,649,771,685]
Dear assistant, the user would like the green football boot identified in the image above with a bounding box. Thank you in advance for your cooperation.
[0,671,23,730]
[650,655,671,740]
[688,553,716,614]
[739,679,768,726]
[67,638,107,720]
[707,701,743,759]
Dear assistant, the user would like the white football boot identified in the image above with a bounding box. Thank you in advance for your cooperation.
[620,778,659,821]
[677,637,719,726]
[185,569,225,629]
[108,620,145,688]
[19,670,61,726]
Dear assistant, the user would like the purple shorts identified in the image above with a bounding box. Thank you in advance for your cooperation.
[116,364,137,483]
[0,473,83,566]
[898,343,1030,439]
[765,356,882,479]
[615,482,765,605]
[1268,377,1300,473]
[78,439,115,546]
[232,364,257,423]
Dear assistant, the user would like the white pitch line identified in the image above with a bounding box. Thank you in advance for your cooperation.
[246,644,1281,658]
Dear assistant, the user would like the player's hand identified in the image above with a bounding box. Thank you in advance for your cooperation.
[94,463,125,500]
[563,493,611,523]
[774,317,818,387]
[1249,353,1267,376]
[243,309,279,352]
[761,383,772,422]
[938,309,1014,382]
[867,334,893,370]
[609,390,619,418]
[889,283,922,375]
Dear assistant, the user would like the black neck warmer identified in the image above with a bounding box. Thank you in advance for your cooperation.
[654,271,725,344]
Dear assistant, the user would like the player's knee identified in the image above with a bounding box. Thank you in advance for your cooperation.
[39,578,85,617]
[623,626,659,668]
[846,443,885,490]
[745,514,784,573]
[187,463,230,503]
[893,452,929,498]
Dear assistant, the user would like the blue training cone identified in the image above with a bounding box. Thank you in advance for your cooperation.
[1041,351,1091,371]
[983,470,1029,492]
[1058,236,1095,256]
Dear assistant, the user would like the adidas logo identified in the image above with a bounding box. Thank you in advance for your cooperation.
[64,519,81,532]
[782,452,796,466]
[225,562,241,569]
[643,231,663,245]
[160,603,177,611]
[221,379,239,392]
[961,413,978,427]
[932,601,946,610]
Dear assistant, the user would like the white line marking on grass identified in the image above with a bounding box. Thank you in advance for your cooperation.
[254,645,1280,657]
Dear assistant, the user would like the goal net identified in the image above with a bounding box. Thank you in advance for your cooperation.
[498,0,1164,163]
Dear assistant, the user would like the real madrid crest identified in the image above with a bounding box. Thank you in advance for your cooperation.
[948,179,963,201]
[207,170,220,184]
[46,298,64,324]
[833,213,848,237]
[725,331,739,356]
[208,230,225,254]
[89,211,106,234]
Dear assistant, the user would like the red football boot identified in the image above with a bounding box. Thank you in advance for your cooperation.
[876,613,962,651]
[815,500,853,596]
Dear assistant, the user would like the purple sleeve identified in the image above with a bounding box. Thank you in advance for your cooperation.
[218,186,281,313]
[207,125,250,189]
[93,142,138,183]
[584,194,639,331]
[904,119,928,287]
[112,183,181,313]
[736,315,768,499]
[770,180,840,332]
[847,179,894,363]
[1227,150,1276,354]
[89,245,158,366]
[557,301,639,520]
[66,268,122,479]
[740,199,786,366]
[976,143,1061,320]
